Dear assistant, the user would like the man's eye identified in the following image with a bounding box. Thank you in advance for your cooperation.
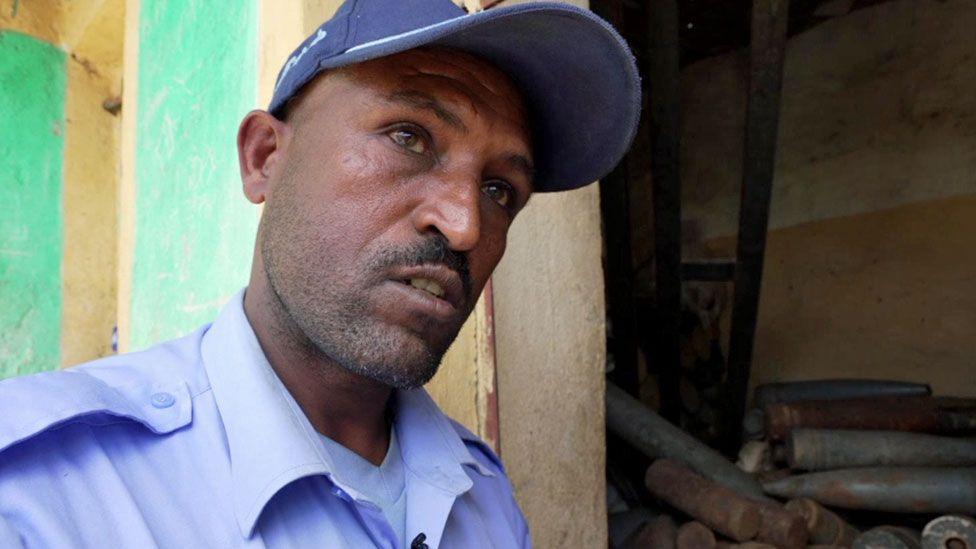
[389,128,428,155]
[482,181,515,209]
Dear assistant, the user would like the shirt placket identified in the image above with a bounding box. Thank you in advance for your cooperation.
[329,483,399,549]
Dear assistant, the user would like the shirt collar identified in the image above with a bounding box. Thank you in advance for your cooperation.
[201,290,488,538]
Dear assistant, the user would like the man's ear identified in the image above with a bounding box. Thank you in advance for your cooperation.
[238,110,290,204]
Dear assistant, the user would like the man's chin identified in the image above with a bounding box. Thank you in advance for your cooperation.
[346,355,442,390]
[318,326,450,389]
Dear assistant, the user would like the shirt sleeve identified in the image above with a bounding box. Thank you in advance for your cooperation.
[0,514,25,549]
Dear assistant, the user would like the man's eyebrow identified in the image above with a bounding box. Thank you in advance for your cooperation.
[384,90,468,132]
[504,152,536,188]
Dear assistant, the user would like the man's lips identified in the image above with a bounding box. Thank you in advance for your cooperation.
[387,263,466,312]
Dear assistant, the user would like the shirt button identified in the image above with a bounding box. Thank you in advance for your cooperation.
[151,392,176,408]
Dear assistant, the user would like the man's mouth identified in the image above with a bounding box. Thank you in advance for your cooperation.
[404,277,446,299]
[387,263,466,313]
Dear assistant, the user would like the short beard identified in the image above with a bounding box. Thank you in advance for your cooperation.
[260,211,471,389]
[262,250,443,389]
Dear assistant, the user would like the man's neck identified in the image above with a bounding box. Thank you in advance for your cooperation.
[243,277,393,466]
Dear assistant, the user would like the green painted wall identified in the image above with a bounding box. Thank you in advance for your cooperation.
[131,0,259,348]
[0,32,66,379]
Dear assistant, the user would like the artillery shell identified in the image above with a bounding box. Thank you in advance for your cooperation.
[754,379,931,408]
[788,429,976,470]
[921,515,976,549]
[764,398,976,442]
[646,459,762,542]
[676,521,716,549]
[754,501,809,548]
[853,526,920,549]
[716,541,777,549]
[607,382,767,499]
[763,468,976,514]
[785,498,858,546]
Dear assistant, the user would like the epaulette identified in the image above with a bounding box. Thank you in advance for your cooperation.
[0,365,192,455]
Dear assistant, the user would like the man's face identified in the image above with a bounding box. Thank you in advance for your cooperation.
[259,48,533,388]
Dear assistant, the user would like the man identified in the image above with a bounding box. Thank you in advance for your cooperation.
[0,0,639,547]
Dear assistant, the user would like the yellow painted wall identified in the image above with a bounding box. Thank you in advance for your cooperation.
[60,0,124,365]
[732,196,976,397]
[116,0,139,353]
[679,0,976,398]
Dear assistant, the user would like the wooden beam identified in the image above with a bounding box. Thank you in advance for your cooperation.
[725,0,790,453]
[648,0,683,421]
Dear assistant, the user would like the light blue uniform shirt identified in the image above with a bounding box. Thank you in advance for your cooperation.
[0,291,530,548]
[318,430,406,545]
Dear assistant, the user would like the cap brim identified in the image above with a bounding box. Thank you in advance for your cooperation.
[310,2,641,193]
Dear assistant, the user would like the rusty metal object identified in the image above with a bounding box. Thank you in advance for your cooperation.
[622,515,677,549]
[922,515,976,549]
[763,398,976,441]
[645,459,762,541]
[788,429,976,470]
[754,501,808,548]
[606,382,767,499]
[677,521,716,549]
[785,498,858,546]
[854,526,921,549]
[762,468,976,514]
[754,379,931,408]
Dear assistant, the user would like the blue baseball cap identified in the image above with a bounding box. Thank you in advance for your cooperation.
[269,0,641,193]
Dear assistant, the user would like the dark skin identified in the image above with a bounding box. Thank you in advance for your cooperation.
[236,48,533,464]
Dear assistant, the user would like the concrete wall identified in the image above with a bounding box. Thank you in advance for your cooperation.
[493,187,608,549]
[711,195,976,396]
[679,0,976,396]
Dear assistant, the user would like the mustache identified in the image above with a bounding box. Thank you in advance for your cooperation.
[374,236,473,301]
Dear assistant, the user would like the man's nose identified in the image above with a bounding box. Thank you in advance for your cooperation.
[411,177,482,252]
